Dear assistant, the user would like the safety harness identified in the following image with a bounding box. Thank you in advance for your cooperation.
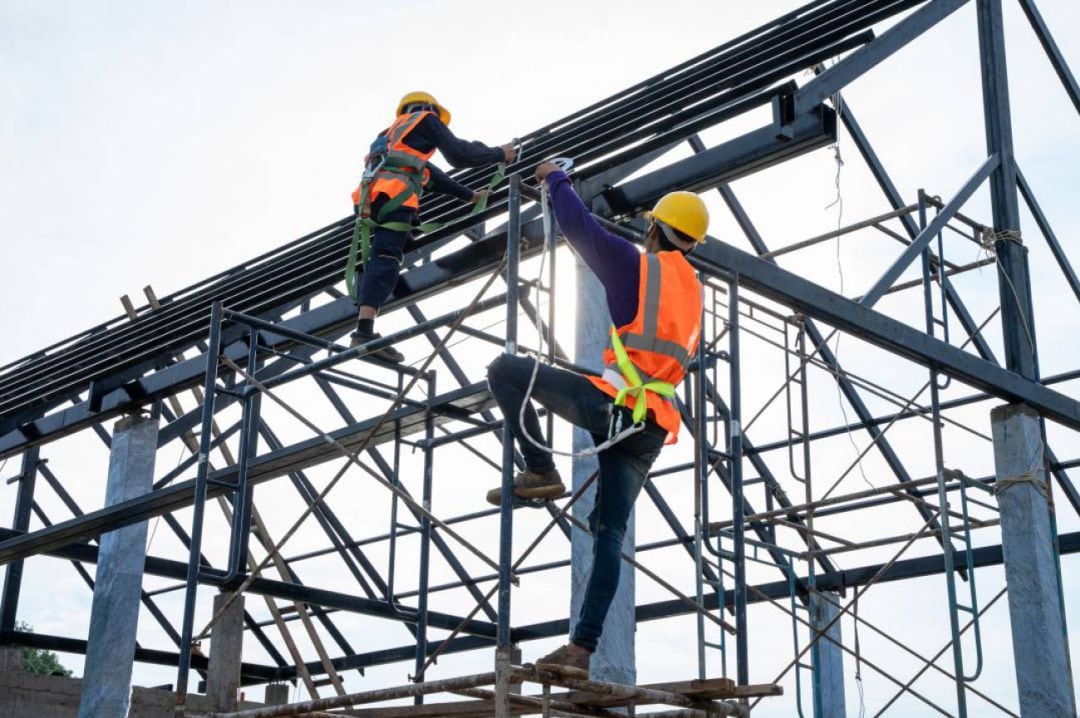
[607,327,677,425]
[344,113,509,302]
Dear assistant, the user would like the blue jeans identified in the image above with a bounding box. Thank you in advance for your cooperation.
[486,354,666,651]
[356,202,417,310]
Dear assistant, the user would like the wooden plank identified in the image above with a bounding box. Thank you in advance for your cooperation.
[558,676,739,707]
[342,698,527,718]
[728,683,783,698]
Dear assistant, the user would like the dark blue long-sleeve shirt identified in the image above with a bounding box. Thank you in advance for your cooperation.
[391,113,504,201]
[545,170,641,328]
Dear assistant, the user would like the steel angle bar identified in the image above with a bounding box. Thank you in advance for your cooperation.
[599,107,836,215]
[839,104,999,361]
[841,103,1080,516]
[0,383,495,565]
[0,527,499,642]
[692,239,1080,430]
[0,447,38,632]
[1016,164,1080,306]
[712,182,955,559]
[34,461,288,670]
[859,154,999,307]
[0,0,924,434]
[1016,0,1080,116]
[688,381,839,583]
[795,0,970,111]
[254,529,1080,678]
[1,629,279,683]
[0,217,546,458]
[759,204,920,260]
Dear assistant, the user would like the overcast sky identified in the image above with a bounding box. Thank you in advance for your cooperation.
[1,1,1079,716]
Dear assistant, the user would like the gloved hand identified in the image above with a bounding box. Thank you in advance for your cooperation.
[534,161,561,182]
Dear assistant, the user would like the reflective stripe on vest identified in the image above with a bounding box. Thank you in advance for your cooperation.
[585,251,702,442]
[616,254,693,368]
[368,111,435,209]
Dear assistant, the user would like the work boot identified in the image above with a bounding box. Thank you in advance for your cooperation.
[350,331,405,364]
[485,468,565,506]
[535,643,591,679]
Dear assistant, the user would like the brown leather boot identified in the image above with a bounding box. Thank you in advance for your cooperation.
[485,468,565,506]
[350,330,405,364]
[535,643,591,679]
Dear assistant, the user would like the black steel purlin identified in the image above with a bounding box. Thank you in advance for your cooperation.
[1,0,1078,714]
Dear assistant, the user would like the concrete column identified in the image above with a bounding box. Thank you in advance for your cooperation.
[809,590,846,718]
[570,254,636,685]
[991,403,1076,717]
[78,414,157,718]
[206,592,245,711]
[263,684,290,705]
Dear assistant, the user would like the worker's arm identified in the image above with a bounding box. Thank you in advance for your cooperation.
[425,162,475,201]
[421,114,508,168]
[543,169,641,327]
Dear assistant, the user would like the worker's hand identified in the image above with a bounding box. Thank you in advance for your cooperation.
[470,190,489,204]
[534,161,561,183]
[500,144,517,163]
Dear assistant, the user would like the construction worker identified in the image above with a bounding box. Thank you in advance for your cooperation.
[351,91,515,362]
[484,161,707,677]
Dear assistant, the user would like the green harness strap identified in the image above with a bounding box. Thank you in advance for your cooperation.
[344,161,508,302]
[609,327,676,425]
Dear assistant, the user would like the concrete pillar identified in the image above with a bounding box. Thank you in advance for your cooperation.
[206,592,245,711]
[570,254,636,685]
[264,684,290,705]
[809,590,846,718]
[991,403,1076,717]
[78,414,157,718]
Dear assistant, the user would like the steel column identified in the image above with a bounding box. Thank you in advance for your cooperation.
[0,447,38,635]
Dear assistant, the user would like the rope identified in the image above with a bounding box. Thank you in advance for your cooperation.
[516,180,646,459]
[979,227,1023,251]
[823,90,875,496]
[976,227,1036,353]
[992,470,1048,498]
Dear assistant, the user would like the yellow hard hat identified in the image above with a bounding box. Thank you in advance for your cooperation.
[645,191,709,243]
[397,91,451,126]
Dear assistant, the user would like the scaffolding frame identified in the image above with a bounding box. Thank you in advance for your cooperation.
[1,0,1079,716]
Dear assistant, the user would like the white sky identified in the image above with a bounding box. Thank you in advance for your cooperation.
[1,1,1079,716]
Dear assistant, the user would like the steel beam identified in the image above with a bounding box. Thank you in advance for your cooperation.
[0,448,39,634]
[0,528,498,639]
[0,384,494,565]
[1016,0,1080,118]
[795,0,970,111]
[597,106,836,215]
[689,239,1080,430]
[859,154,999,307]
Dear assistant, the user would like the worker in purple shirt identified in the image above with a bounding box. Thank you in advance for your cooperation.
[485,161,708,676]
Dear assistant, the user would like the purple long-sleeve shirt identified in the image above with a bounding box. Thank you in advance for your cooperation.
[545,170,640,328]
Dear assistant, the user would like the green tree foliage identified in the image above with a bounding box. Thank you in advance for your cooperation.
[14,621,73,677]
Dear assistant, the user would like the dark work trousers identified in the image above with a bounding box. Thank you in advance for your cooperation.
[356,199,418,310]
[486,353,666,652]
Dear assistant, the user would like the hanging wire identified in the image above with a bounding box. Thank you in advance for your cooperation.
[825,83,869,718]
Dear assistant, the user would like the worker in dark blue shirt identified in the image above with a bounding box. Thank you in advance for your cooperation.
[351,91,515,361]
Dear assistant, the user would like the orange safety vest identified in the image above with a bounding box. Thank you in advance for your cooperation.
[586,251,702,443]
[351,111,435,211]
